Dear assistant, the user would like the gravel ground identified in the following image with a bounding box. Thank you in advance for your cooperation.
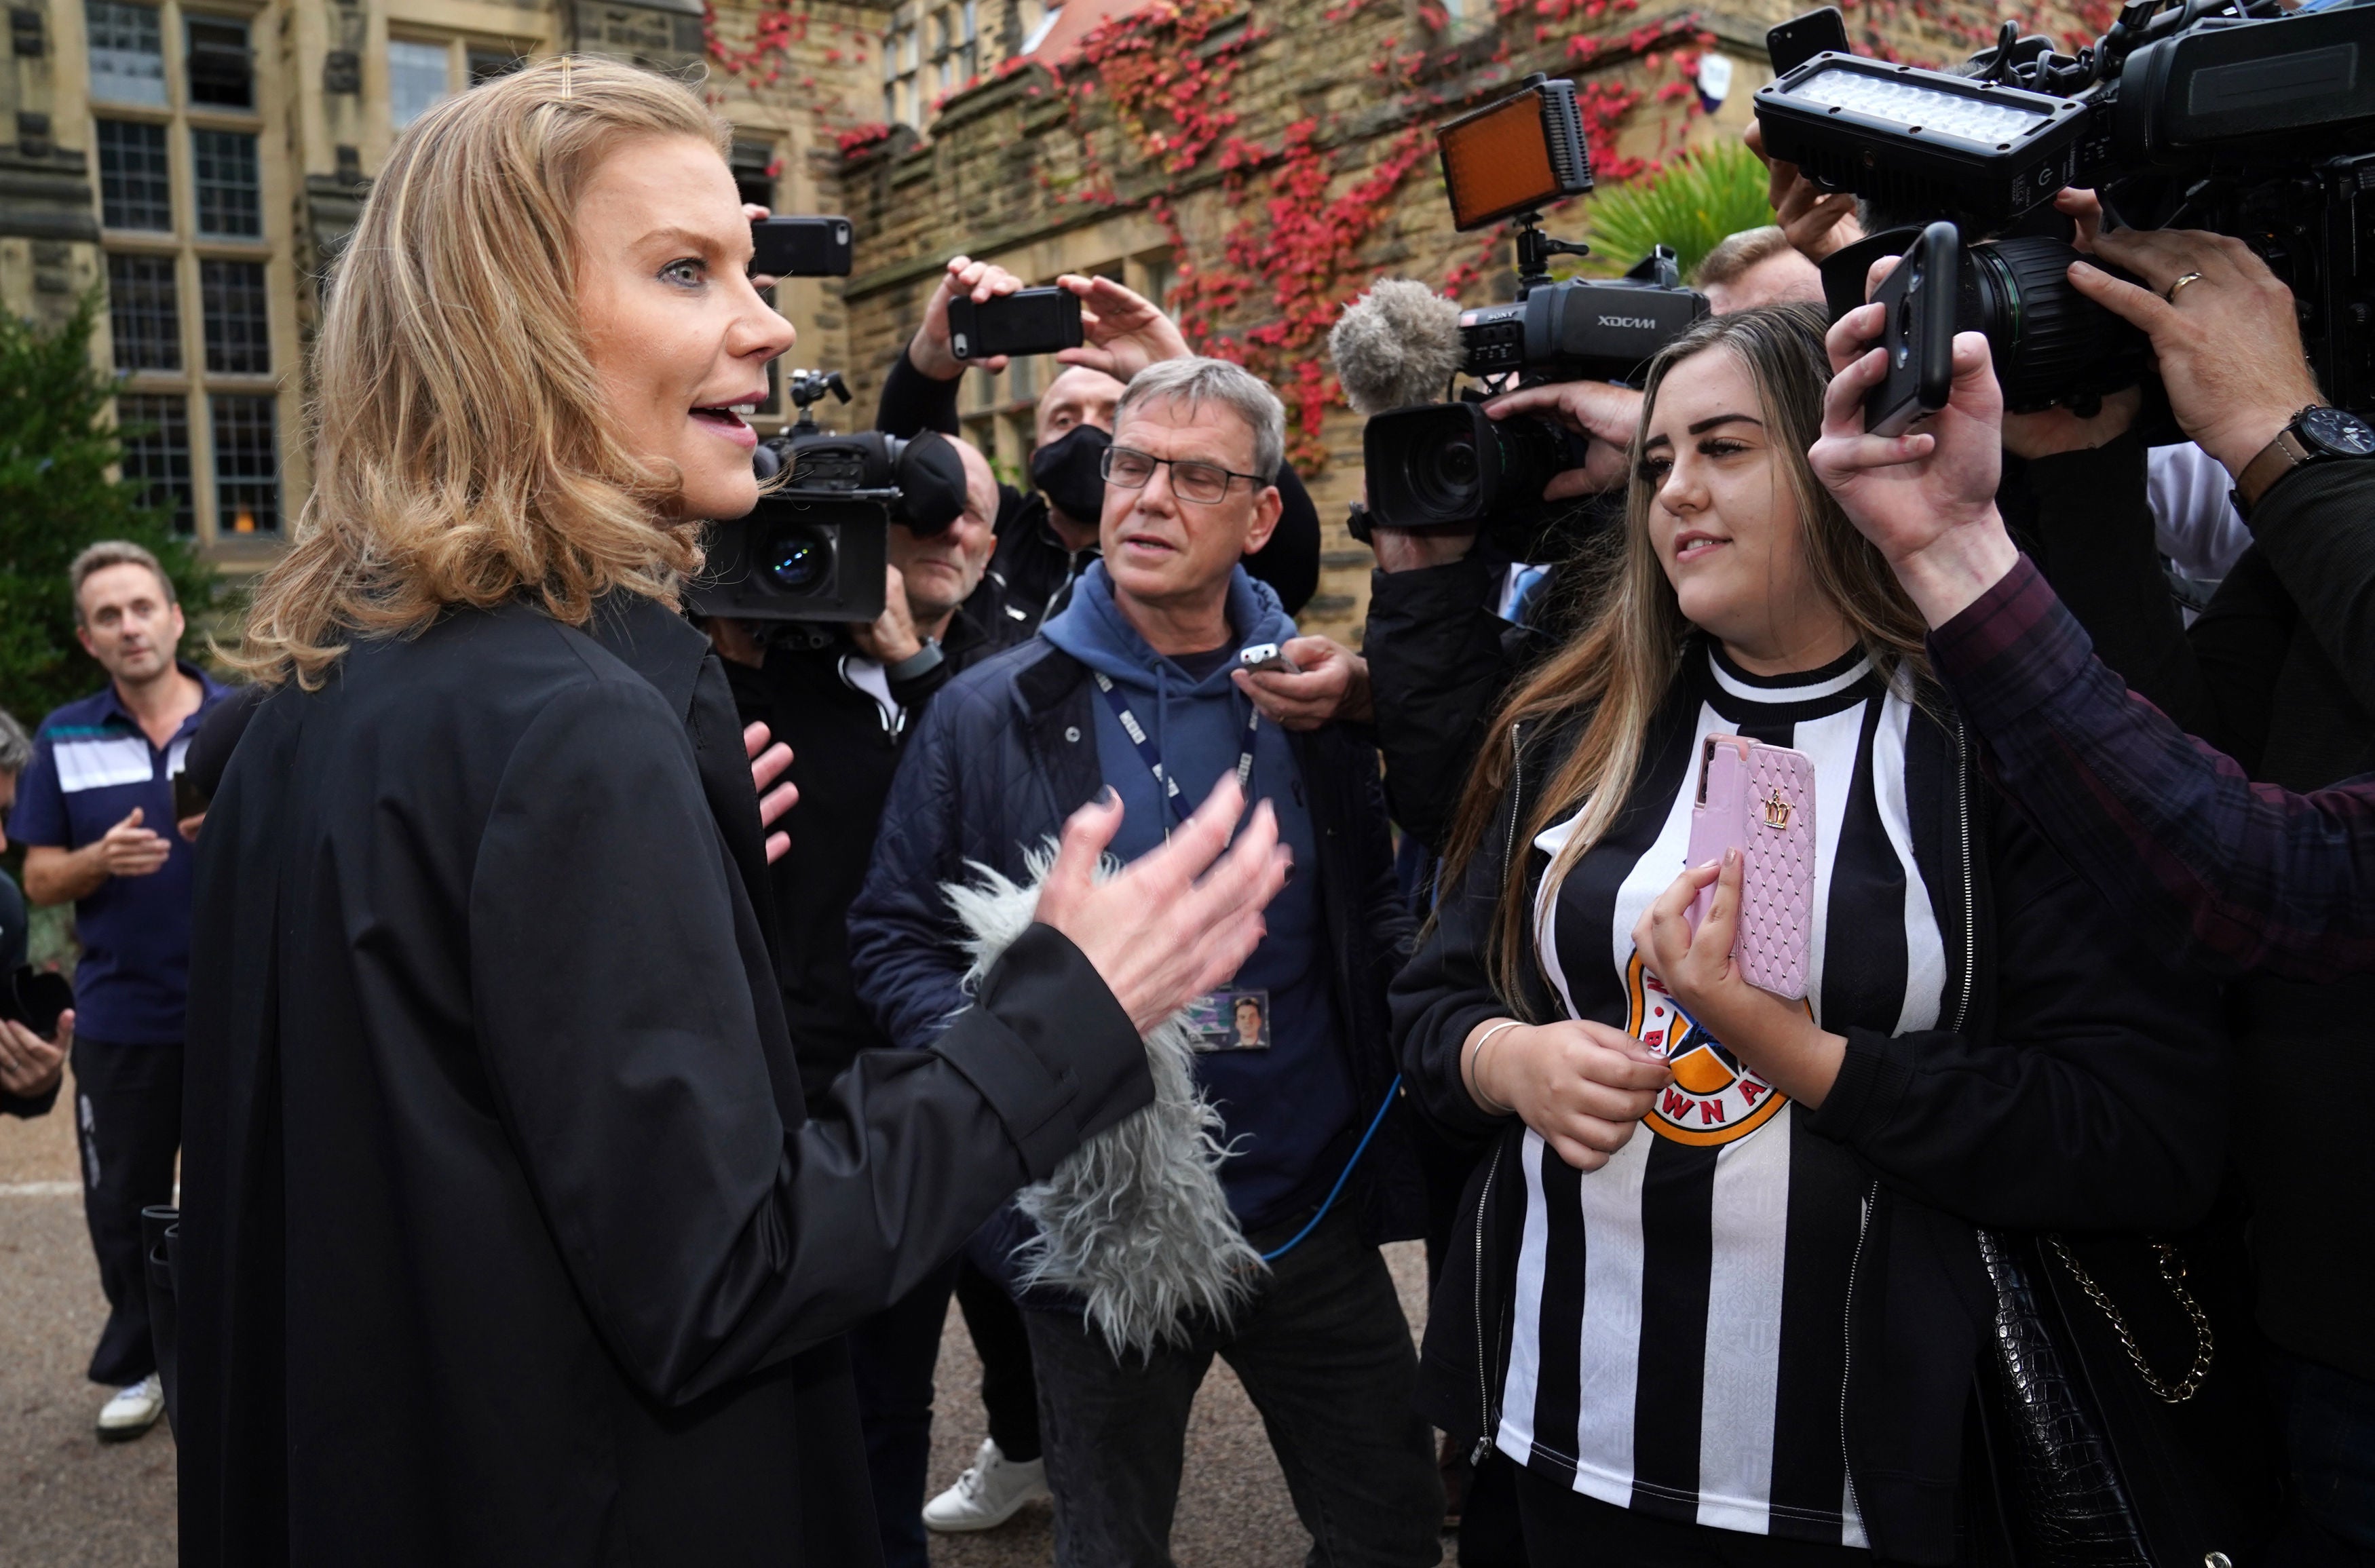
[1,1068,1443,1567]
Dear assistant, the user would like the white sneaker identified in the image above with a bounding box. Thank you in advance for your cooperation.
[922,1437,1049,1533]
[96,1373,163,1441]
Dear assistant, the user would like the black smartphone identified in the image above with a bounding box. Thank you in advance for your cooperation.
[1766,6,1849,75]
[172,768,208,822]
[1863,221,1960,438]
[750,216,855,279]
[947,288,1086,361]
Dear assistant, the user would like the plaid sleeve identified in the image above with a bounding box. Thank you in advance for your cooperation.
[1930,554,2375,982]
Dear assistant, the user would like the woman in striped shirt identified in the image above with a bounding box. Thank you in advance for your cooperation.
[1392,305,2229,1567]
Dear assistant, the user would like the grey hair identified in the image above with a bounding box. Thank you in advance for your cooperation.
[0,710,28,778]
[1117,356,1287,484]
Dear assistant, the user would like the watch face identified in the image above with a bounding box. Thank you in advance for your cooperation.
[2300,405,2375,457]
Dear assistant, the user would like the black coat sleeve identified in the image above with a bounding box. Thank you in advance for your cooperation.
[1364,552,1516,852]
[2007,435,2207,727]
[2239,459,2375,721]
[1389,760,1530,1147]
[468,678,1151,1405]
[1246,467,1322,616]
[876,348,963,440]
[1804,792,2229,1235]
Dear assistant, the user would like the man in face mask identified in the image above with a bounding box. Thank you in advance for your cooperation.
[875,255,1323,648]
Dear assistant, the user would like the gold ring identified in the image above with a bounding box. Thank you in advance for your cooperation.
[2164,271,2204,304]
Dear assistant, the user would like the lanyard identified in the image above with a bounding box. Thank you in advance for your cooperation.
[1091,670,1257,830]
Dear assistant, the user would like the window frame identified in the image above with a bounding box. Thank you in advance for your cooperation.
[116,391,197,535]
[86,0,169,108]
[182,11,254,111]
[190,124,261,237]
[208,391,282,535]
[387,36,455,131]
[107,250,184,372]
[95,117,174,232]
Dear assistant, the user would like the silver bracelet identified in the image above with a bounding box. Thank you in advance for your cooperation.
[1466,1019,1523,1117]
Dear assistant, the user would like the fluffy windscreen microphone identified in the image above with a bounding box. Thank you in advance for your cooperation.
[1329,279,1466,417]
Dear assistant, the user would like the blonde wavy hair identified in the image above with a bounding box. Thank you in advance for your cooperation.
[1439,305,1932,1008]
[233,56,734,688]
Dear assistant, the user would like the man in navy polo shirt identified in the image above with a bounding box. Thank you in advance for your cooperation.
[10,540,227,1441]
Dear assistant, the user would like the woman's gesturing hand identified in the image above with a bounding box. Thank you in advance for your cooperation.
[1633,854,1847,1109]
[1034,776,1292,1036]
[1465,1016,1670,1172]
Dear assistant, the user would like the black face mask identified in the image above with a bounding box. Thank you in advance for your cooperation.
[1029,423,1110,531]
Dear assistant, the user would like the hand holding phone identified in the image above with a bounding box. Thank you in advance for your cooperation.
[1766,5,1849,75]
[1862,221,1960,440]
[948,288,1086,362]
[1684,734,1817,999]
[1238,643,1300,676]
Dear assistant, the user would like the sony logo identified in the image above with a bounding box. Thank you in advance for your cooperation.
[1598,315,1658,329]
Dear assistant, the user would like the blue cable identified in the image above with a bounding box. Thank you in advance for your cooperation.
[1259,1072,1403,1263]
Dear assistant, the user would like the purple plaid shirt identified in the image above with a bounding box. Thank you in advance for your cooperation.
[1931,554,2375,981]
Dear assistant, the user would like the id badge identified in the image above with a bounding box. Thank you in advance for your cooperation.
[1186,989,1272,1052]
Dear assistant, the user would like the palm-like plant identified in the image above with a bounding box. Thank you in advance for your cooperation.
[1578,138,1775,280]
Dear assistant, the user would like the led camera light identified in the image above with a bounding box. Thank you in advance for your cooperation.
[1788,65,2050,147]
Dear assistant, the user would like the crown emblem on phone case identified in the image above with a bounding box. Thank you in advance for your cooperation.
[1761,787,1793,830]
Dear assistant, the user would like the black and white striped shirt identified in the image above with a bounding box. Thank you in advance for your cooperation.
[1499,641,1946,1546]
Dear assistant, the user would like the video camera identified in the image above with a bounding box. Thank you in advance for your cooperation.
[689,370,970,625]
[1358,75,1709,542]
[1753,0,2375,415]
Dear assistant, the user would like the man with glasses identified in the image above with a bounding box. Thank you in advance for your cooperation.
[850,358,1441,1568]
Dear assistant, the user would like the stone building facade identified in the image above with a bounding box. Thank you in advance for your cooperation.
[5,0,2080,620]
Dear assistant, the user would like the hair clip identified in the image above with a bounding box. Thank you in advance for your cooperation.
[559,54,574,101]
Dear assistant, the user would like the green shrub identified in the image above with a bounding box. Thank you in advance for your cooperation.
[1581,138,1776,281]
[0,293,212,729]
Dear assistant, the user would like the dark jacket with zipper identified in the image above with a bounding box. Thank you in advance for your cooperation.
[175,593,1156,1567]
[1391,689,2230,1567]
[722,603,998,1103]
[848,622,1428,1263]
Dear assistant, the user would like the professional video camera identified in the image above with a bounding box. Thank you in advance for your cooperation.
[1346,74,1709,541]
[689,369,968,624]
[1753,0,2375,413]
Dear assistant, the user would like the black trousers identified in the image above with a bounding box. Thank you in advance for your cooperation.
[1513,1464,1904,1568]
[70,1035,183,1388]
[955,1255,1042,1463]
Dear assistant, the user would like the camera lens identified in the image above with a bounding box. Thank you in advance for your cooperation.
[1963,236,2148,413]
[763,526,834,594]
[1416,434,1483,511]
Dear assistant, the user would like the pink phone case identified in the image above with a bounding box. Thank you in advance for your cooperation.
[1684,734,1817,1000]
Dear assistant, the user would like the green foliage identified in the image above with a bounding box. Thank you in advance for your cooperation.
[1580,139,1776,282]
[0,293,212,728]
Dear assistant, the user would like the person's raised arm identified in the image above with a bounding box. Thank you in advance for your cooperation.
[468,681,1286,1405]
[878,256,1028,439]
[1812,271,2375,980]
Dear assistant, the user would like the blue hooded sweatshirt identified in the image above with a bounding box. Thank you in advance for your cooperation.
[1040,562,1358,1233]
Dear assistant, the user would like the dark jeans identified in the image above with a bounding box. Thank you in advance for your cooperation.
[1511,1465,1903,1568]
[955,1255,1041,1462]
[1022,1204,1443,1568]
[70,1035,183,1388]
[2269,1352,2375,1566]
[848,1257,963,1568]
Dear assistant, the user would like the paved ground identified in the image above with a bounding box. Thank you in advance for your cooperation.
[1,1065,1441,1567]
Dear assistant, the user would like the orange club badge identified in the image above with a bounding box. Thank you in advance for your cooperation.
[1622,951,1797,1147]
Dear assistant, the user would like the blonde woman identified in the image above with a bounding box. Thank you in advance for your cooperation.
[1392,305,2229,1566]
[176,57,1285,1566]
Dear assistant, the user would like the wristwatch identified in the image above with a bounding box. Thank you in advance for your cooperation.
[2231,404,2375,518]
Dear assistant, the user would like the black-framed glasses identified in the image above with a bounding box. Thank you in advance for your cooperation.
[1100,445,1266,505]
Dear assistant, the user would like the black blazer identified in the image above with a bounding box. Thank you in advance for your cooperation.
[175,592,1154,1567]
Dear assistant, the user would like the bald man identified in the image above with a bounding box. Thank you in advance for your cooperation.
[877,256,1323,642]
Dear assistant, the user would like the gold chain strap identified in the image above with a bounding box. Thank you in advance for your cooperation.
[2045,1237,2214,1405]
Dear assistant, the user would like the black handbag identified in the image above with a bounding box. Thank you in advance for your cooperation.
[1974,1217,2277,1568]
